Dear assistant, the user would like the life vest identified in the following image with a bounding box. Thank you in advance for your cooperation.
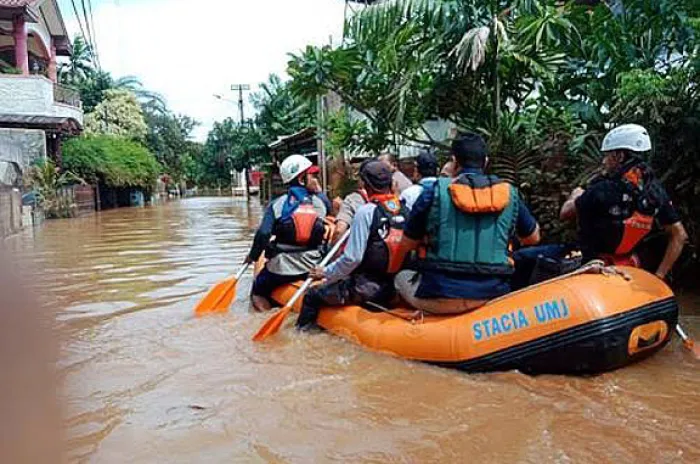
[585,163,658,258]
[358,193,407,276]
[271,192,327,252]
[419,174,519,275]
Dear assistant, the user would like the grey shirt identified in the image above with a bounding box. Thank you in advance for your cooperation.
[336,191,367,226]
[393,170,414,194]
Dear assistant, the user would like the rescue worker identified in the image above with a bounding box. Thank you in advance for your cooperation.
[394,133,541,314]
[246,154,332,311]
[560,124,687,279]
[378,152,413,194]
[296,160,408,329]
[332,160,372,243]
[400,150,439,212]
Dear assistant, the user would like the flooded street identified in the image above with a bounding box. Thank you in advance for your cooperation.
[5,197,700,463]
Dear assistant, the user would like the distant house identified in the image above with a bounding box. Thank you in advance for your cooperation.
[0,0,82,170]
[0,0,83,236]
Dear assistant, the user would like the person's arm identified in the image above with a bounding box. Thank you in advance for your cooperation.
[316,192,333,215]
[655,222,688,279]
[515,201,541,246]
[560,187,585,221]
[333,220,349,243]
[246,204,276,263]
[321,206,373,283]
[333,193,361,243]
[403,185,435,240]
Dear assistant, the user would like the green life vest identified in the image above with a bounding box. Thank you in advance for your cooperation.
[420,174,519,275]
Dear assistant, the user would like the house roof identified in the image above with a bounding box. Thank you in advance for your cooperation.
[268,127,317,151]
[0,0,37,7]
[0,114,82,133]
[0,0,39,21]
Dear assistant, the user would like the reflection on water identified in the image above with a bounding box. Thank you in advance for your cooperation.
[5,197,700,463]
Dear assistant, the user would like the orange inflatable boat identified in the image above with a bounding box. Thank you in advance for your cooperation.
[267,266,678,374]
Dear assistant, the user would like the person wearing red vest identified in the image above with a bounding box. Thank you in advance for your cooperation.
[560,124,688,279]
[246,154,332,311]
[296,160,408,329]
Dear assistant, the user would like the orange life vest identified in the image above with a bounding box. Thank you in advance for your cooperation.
[358,193,407,276]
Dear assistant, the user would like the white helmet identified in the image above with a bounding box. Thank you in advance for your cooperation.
[280,154,312,184]
[601,124,651,153]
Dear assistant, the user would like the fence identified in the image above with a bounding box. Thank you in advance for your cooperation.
[53,83,82,108]
[0,185,21,238]
[55,184,97,217]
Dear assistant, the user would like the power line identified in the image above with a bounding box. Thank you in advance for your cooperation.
[85,0,101,69]
[69,0,98,68]
[80,0,97,68]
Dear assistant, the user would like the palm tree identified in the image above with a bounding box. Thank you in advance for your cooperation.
[113,76,168,114]
[58,36,95,85]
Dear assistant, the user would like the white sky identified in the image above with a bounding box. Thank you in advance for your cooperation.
[58,0,347,140]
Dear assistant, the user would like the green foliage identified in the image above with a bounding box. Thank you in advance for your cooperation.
[252,74,314,140]
[85,89,149,141]
[63,135,161,188]
[144,111,200,183]
[26,159,84,218]
[198,118,269,187]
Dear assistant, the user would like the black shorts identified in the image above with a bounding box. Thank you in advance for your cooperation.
[251,267,307,299]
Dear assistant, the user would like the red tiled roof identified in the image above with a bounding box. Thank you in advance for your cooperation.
[0,0,35,7]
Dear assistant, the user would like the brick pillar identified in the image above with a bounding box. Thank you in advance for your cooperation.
[48,43,58,83]
[12,15,29,76]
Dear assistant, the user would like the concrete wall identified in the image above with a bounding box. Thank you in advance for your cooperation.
[0,128,46,171]
[0,75,84,125]
[0,186,22,238]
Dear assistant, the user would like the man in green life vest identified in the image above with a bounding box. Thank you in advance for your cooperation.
[394,133,542,314]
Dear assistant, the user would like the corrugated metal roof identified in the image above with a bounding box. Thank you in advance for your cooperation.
[0,114,82,132]
[0,0,37,7]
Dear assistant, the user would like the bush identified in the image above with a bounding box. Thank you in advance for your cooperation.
[63,135,161,188]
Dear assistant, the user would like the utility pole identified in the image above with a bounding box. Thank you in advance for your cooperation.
[317,95,328,193]
[231,84,251,198]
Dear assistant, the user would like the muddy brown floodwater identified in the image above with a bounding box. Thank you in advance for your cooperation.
[4,197,700,463]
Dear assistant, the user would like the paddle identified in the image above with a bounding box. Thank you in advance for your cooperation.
[675,324,700,359]
[194,263,250,316]
[252,230,351,342]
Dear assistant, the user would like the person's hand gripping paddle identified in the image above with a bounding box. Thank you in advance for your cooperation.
[252,230,350,341]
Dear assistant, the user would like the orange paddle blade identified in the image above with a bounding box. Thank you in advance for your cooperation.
[252,305,293,342]
[682,338,700,360]
[194,277,237,316]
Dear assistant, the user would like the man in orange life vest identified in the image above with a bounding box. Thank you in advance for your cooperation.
[296,160,408,329]
[394,133,541,314]
[560,124,688,279]
[246,154,332,311]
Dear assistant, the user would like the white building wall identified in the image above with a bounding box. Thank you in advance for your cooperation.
[0,128,47,171]
[0,75,84,125]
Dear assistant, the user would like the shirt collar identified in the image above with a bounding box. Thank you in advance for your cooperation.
[459,167,484,175]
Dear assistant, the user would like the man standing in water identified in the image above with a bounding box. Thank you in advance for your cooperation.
[246,154,332,311]
[560,124,687,279]
[378,152,413,194]
[332,160,371,244]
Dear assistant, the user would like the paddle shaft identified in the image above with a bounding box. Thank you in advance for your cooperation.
[235,262,251,281]
[283,230,352,311]
[676,324,693,345]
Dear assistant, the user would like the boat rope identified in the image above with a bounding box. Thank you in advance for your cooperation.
[481,260,632,308]
[365,301,424,324]
[364,261,632,325]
